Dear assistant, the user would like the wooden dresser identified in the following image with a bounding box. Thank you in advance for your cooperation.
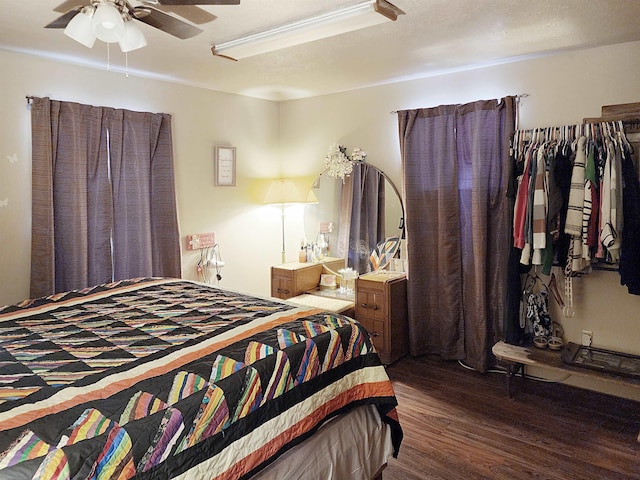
[355,271,408,365]
[270,257,345,300]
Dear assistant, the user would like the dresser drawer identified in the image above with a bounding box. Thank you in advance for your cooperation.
[355,272,408,365]
[270,258,346,300]
[355,281,386,320]
[358,317,387,354]
[271,273,293,299]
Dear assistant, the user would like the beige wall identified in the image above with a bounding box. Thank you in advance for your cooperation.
[279,40,640,398]
[1,41,640,397]
[0,49,285,304]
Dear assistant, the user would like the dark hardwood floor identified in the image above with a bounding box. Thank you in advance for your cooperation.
[383,355,640,480]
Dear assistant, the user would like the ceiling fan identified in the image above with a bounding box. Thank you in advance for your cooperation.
[46,0,240,46]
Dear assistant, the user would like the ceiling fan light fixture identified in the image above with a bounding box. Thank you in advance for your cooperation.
[119,20,147,52]
[212,0,404,60]
[63,7,97,48]
[92,2,125,43]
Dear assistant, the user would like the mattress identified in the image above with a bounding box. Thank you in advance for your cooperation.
[251,404,392,480]
[0,278,402,479]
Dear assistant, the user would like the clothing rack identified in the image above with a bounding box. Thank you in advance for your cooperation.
[512,110,640,297]
[512,120,631,163]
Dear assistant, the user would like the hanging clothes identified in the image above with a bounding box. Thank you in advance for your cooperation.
[511,121,640,295]
[619,141,640,294]
[565,136,586,238]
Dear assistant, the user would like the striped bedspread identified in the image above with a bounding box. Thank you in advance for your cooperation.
[0,278,402,479]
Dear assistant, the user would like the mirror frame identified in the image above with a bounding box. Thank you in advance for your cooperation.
[304,163,405,273]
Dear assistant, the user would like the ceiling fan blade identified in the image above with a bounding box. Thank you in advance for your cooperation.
[133,6,203,39]
[156,0,240,5]
[53,1,87,14]
[45,8,82,29]
[151,5,217,25]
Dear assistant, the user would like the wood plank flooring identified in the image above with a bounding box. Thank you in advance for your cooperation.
[383,355,640,480]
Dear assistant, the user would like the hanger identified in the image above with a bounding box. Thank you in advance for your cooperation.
[523,268,548,294]
[523,273,537,294]
[548,272,564,308]
[616,120,633,151]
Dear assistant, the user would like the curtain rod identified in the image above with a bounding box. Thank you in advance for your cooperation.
[389,93,529,115]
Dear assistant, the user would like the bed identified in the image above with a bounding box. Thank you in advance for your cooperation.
[0,277,402,479]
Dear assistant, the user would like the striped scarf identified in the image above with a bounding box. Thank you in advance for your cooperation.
[564,136,586,237]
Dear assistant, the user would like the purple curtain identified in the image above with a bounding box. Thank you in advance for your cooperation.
[336,163,386,272]
[398,97,516,372]
[30,97,181,298]
[105,108,180,281]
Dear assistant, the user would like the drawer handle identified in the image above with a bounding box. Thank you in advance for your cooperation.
[370,332,380,337]
[361,303,378,310]
[277,288,290,294]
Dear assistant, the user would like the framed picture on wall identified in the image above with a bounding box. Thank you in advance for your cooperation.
[215,146,236,186]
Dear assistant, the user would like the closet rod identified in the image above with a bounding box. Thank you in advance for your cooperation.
[389,93,529,115]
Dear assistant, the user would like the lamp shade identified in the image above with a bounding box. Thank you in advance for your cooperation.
[262,179,307,205]
[64,9,97,48]
[305,189,319,204]
[92,2,125,43]
[119,20,147,52]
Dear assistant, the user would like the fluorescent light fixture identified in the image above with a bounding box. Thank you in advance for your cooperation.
[212,0,404,60]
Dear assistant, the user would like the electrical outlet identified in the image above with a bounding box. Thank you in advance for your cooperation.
[581,330,593,347]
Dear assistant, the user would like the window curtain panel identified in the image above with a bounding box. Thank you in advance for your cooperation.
[336,163,386,272]
[104,108,180,281]
[30,97,181,298]
[398,97,516,373]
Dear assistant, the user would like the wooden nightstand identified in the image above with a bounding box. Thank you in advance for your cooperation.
[270,257,345,300]
[355,271,408,365]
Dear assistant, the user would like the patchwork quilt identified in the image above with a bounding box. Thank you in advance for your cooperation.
[0,278,402,479]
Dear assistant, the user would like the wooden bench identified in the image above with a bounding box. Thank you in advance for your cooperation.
[492,341,640,442]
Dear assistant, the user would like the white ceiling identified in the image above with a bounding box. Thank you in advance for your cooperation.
[2,0,640,101]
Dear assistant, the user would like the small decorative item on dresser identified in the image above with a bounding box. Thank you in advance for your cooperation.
[320,274,337,289]
[298,239,308,263]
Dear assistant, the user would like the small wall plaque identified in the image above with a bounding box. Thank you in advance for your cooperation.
[215,146,236,186]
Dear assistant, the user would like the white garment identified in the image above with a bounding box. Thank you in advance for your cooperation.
[564,136,586,237]
[599,141,614,248]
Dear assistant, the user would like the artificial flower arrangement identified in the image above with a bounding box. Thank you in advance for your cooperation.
[324,144,367,180]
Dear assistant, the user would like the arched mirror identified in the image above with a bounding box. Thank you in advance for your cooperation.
[304,162,404,274]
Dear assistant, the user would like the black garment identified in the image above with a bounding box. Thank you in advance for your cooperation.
[505,151,529,345]
[553,144,574,267]
[619,146,640,295]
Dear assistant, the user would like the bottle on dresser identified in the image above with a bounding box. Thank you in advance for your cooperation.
[299,239,307,263]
